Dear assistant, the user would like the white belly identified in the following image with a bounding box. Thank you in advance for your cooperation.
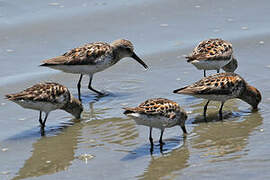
[13,100,63,113]
[194,94,234,102]
[48,64,110,74]
[191,60,230,70]
[46,55,116,74]
[127,113,178,129]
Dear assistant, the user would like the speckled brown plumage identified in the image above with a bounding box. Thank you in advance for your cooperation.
[175,73,245,96]
[123,98,187,147]
[42,42,114,66]
[186,39,233,61]
[6,82,70,103]
[40,39,148,100]
[186,39,237,77]
[174,73,261,120]
[124,98,184,119]
[5,82,83,130]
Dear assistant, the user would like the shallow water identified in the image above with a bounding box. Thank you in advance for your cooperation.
[1,0,270,179]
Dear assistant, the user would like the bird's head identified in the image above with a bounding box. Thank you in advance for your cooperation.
[111,39,148,69]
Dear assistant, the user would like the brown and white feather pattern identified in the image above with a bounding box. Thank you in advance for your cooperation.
[174,73,245,97]
[124,98,183,119]
[42,42,114,66]
[187,39,233,61]
[5,82,70,104]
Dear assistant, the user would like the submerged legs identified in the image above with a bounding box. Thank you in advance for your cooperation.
[39,111,43,126]
[203,100,210,121]
[77,74,105,100]
[159,129,165,145]
[219,102,225,120]
[88,75,104,96]
[181,125,187,134]
[149,127,153,146]
[38,112,49,136]
[77,74,83,101]
[149,127,154,153]
[42,113,49,127]
[203,101,225,121]
[38,111,49,128]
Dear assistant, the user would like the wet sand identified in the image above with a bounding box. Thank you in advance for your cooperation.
[1,0,270,179]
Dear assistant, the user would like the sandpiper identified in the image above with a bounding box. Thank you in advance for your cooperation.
[5,82,83,128]
[186,38,238,77]
[173,73,261,120]
[123,98,187,148]
[222,57,238,72]
[40,39,148,101]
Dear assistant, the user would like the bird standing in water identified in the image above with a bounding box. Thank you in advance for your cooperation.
[123,98,187,152]
[186,39,238,77]
[173,73,261,121]
[41,39,148,101]
[5,82,83,131]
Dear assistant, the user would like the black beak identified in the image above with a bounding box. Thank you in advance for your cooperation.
[131,53,148,69]
[173,87,185,94]
[252,106,259,112]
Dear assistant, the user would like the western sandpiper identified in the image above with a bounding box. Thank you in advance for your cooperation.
[173,73,261,120]
[222,57,238,72]
[186,38,238,77]
[5,82,83,129]
[123,98,187,148]
[40,39,148,101]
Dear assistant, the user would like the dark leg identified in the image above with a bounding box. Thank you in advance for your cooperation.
[41,113,49,128]
[159,129,165,145]
[219,102,225,120]
[77,74,83,101]
[149,127,154,153]
[40,127,45,136]
[150,145,154,155]
[181,125,187,134]
[149,127,153,146]
[204,70,206,77]
[217,69,220,73]
[88,75,104,96]
[39,111,43,126]
[204,100,210,122]
[159,143,164,154]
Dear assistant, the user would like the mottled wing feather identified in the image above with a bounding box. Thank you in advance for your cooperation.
[125,98,181,119]
[176,73,245,96]
[42,42,113,65]
[41,56,67,66]
[187,39,233,61]
[6,82,70,103]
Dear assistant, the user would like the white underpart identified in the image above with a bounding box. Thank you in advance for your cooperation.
[12,94,67,113]
[48,56,114,74]
[194,94,236,102]
[127,113,178,130]
[191,59,231,70]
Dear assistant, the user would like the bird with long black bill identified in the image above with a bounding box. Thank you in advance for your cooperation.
[41,39,148,101]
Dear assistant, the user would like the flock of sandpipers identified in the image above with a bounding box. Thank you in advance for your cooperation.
[5,38,261,150]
